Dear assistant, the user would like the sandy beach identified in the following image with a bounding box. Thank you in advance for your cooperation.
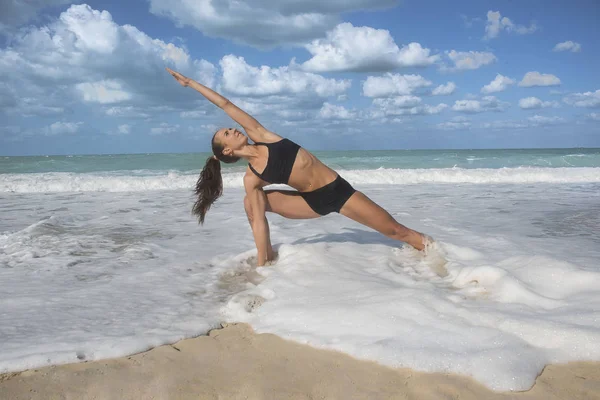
[1,323,598,400]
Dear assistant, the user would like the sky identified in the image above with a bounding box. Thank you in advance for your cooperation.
[0,0,599,155]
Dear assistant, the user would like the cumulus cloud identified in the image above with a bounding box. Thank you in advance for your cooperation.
[481,120,529,129]
[436,116,471,130]
[460,14,482,28]
[519,72,561,87]
[432,82,456,96]
[318,103,356,119]
[442,50,497,71]
[362,73,432,98]
[148,0,397,48]
[0,0,70,30]
[180,110,207,119]
[44,121,83,136]
[301,23,439,72]
[104,107,151,119]
[484,10,538,39]
[0,4,217,117]
[373,96,422,109]
[527,115,566,125]
[118,124,131,134]
[482,115,566,129]
[452,96,509,113]
[220,55,350,97]
[481,74,515,94]
[372,97,447,116]
[518,97,559,109]
[223,95,318,122]
[553,41,581,53]
[587,113,600,121]
[76,80,132,104]
[151,123,180,135]
[563,90,600,108]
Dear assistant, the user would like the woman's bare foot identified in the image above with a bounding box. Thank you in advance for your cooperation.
[420,233,435,253]
[265,250,279,265]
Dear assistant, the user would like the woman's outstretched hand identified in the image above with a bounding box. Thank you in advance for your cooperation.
[166,67,190,87]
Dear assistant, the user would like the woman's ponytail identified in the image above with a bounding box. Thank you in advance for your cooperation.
[192,156,223,224]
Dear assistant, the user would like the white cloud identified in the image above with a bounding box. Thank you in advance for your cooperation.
[563,90,600,108]
[527,115,566,126]
[519,72,561,87]
[362,73,431,98]
[108,123,132,136]
[373,95,422,109]
[482,115,566,130]
[452,96,509,113]
[318,103,356,119]
[148,0,397,48]
[0,0,70,29]
[481,120,529,129]
[76,80,132,104]
[180,110,207,119]
[0,4,217,117]
[443,50,497,71]
[301,23,439,72]
[200,124,219,132]
[437,116,471,130]
[553,41,581,53]
[432,82,456,96]
[481,74,515,94]
[220,55,350,97]
[224,96,316,121]
[105,107,151,118]
[587,113,600,121]
[518,97,559,109]
[401,104,448,115]
[44,121,83,136]
[151,123,180,135]
[11,99,65,117]
[372,97,447,116]
[484,10,537,39]
[460,14,482,28]
[118,124,131,134]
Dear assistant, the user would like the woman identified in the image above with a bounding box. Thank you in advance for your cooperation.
[167,68,431,266]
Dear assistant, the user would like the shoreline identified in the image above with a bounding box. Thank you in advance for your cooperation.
[1,323,598,400]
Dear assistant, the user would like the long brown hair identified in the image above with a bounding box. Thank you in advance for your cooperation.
[192,131,240,224]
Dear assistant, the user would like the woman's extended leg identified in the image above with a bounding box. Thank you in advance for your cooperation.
[339,191,425,250]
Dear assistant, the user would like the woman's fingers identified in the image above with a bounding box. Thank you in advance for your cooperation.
[165,67,188,86]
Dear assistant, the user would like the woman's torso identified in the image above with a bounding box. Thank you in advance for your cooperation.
[247,138,338,192]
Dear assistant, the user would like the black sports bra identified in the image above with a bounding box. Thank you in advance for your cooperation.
[248,139,301,184]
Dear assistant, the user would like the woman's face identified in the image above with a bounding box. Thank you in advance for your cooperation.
[215,127,247,157]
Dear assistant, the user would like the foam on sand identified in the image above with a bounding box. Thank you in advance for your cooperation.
[1,182,599,392]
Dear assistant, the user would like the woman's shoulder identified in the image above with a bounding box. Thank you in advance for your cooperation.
[250,127,284,144]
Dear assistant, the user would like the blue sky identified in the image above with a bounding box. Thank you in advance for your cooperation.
[1,0,599,155]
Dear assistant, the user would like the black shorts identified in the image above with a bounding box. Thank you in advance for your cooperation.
[299,175,356,216]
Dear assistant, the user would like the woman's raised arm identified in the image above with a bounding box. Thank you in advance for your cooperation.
[166,67,275,142]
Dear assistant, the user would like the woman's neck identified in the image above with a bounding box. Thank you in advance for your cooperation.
[232,144,261,161]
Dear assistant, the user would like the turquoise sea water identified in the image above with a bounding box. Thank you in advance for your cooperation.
[2,148,600,174]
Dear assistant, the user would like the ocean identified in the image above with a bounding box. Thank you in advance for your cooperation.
[1,148,600,391]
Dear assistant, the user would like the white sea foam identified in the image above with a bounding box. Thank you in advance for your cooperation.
[1,183,599,391]
[1,167,600,193]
